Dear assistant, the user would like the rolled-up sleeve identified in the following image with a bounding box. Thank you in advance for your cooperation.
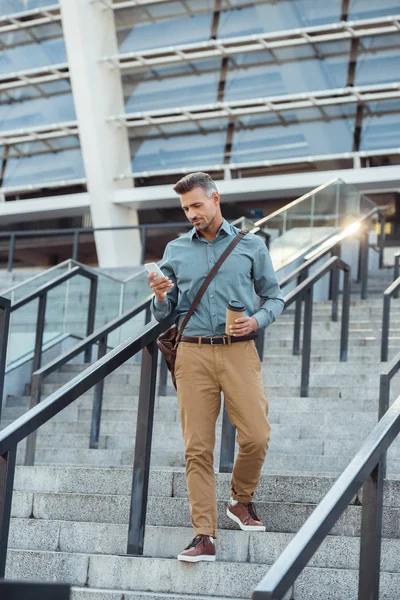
[251,236,285,329]
[150,244,178,322]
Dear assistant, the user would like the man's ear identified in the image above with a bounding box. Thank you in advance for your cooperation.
[212,192,220,206]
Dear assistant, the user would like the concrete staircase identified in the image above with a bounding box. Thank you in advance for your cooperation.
[3,266,400,599]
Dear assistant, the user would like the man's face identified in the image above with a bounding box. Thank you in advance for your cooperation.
[181,186,220,232]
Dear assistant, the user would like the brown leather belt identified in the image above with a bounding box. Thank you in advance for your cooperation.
[181,334,257,345]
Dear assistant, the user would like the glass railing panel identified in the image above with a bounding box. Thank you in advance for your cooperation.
[0,260,74,302]
[6,297,40,368]
[107,270,151,350]
[256,178,378,271]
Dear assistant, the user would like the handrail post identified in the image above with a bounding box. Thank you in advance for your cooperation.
[357,460,385,600]
[127,339,158,555]
[331,247,340,322]
[378,215,386,270]
[340,266,350,362]
[7,234,15,273]
[32,293,47,376]
[300,285,313,397]
[379,373,390,421]
[158,357,168,397]
[329,244,340,303]
[219,403,236,473]
[394,254,400,300]
[140,227,147,264]
[25,373,42,466]
[85,276,98,363]
[0,302,11,423]
[381,294,391,362]
[72,230,80,261]
[293,270,307,356]
[359,230,369,300]
[90,335,108,449]
[0,446,17,578]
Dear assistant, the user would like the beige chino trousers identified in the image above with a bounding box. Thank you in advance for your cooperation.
[174,339,271,539]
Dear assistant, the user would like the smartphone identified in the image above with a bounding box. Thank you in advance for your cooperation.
[145,262,165,280]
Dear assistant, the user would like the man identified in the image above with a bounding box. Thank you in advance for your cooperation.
[148,172,284,563]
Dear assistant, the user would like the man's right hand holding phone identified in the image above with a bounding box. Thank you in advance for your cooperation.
[147,273,174,303]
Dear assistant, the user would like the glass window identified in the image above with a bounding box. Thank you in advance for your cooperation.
[0,1,57,15]
[218,1,342,38]
[0,38,67,73]
[0,79,71,104]
[1,148,85,188]
[0,93,76,132]
[348,0,400,20]
[123,63,220,112]
[118,12,213,53]
[354,35,400,87]
[130,125,227,172]
[231,114,355,163]
[361,100,400,151]
[122,43,351,114]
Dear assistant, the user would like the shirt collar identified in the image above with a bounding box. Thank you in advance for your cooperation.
[189,218,232,241]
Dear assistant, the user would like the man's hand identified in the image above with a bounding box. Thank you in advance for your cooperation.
[147,273,174,303]
[229,316,258,337]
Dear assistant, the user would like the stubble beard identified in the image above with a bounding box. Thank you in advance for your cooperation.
[195,212,217,231]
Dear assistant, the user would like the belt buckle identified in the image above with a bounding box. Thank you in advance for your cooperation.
[210,336,226,345]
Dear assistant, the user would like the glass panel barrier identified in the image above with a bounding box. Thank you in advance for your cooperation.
[257,178,378,271]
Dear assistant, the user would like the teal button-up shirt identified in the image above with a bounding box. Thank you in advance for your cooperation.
[151,218,284,336]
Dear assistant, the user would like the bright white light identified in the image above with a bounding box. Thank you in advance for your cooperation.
[305,221,361,261]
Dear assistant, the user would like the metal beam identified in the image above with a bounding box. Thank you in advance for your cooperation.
[347,38,360,87]
[107,0,275,11]
[103,15,400,73]
[0,178,87,197]
[0,5,61,35]
[0,121,79,149]
[116,148,400,182]
[0,64,70,95]
[110,83,400,129]
[341,0,350,22]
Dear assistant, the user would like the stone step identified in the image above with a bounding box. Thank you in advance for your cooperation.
[41,370,394,388]
[5,550,400,599]
[70,589,248,600]
[13,467,400,506]
[13,447,400,474]
[8,520,400,572]
[9,492,400,537]
[0,419,379,442]
[2,406,383,430]
[37,382,391,401]
[13,429,400,459]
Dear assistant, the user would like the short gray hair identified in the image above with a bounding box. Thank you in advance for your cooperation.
[173,172,218,196]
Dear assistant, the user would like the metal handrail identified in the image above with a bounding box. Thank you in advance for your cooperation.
[0,297,10,423]
[278,209,381,356]
[8,266,98,373]
[252,353,400,600]
[25,294,153,463]
[0,315,173,578]
[393,251,400,300]
[380,276,400,362]
[0,268,99,425]
[252,177,339,228]
[1,222,192,271]
[219,255,351,473]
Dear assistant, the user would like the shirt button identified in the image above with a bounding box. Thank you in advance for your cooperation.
[211,294,215,298]
[212,313,216,316]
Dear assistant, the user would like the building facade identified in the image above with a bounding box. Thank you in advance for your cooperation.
[0,0,399,266]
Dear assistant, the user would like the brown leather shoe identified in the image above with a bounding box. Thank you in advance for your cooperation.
[227,501,266,531]
[177,535,216,563]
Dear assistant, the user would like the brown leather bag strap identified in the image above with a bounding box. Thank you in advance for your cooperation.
[176,230,247,341]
